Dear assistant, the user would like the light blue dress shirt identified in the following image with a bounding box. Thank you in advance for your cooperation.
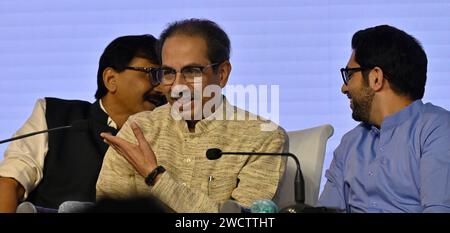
[318,100,450,213]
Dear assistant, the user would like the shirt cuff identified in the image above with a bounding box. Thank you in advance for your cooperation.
[0,159,38,200]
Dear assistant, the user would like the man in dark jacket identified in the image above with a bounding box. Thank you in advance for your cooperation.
[0,34,166,212]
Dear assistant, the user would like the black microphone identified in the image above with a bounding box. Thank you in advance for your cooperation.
[206,148,339,213]
[206,148,306,207]
[0,119,90,144]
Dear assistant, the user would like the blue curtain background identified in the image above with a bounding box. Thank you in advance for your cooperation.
[1,0,449,193]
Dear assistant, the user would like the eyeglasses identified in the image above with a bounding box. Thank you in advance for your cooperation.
[125,66,160,85]
[156,63,220,85]
[340,67,370,85]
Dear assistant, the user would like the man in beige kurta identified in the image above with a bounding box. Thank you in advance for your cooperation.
[96,98,286,212]
[96,18,287,213]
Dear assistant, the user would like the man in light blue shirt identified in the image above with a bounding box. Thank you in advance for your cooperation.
[317,25,450,213]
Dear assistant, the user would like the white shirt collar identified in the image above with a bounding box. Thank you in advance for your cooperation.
[99,99,118,129]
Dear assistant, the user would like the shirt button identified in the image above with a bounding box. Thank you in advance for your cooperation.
[368,171,374,176]
[186,158,191,163]
[380,147,384,152]
[182,182,187,186]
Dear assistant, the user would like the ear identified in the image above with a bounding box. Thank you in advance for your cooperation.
[103,67,118,93]
[217,60,231,88]
[368,66,384,92]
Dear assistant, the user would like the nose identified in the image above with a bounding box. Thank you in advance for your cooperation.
[172,72,187,86]
[341,83,348,95]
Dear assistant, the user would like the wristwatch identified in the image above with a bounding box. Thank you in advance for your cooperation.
[145,165,166,186]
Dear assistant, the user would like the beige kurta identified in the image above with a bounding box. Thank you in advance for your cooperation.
[96,99,287,213]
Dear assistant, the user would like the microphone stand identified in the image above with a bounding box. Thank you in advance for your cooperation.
[220,151,305,205]
[0,125,72,144]
[207,148,339,213]
[0,119,89,145]
[208,149,312,212]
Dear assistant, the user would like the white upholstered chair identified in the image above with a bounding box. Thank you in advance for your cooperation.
[274,124,334,208]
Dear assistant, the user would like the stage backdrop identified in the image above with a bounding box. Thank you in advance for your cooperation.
[1,0,449,194]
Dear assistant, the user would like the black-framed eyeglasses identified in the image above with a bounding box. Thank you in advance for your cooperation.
[156,62,221,85]
[125,66,160,85]
[340,67,370,85]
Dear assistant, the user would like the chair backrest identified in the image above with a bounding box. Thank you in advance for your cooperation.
[274,124,334,208]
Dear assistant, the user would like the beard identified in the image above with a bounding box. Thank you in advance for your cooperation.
[351,86,375,123]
